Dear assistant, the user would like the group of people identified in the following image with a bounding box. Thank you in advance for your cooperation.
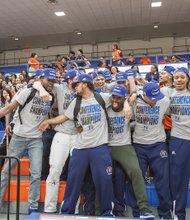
[0,63,189,220]
[28,50,91,77]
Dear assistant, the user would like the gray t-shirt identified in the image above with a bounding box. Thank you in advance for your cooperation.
[103,82,116,93]
[133,95,170,145]
[54,84,77,135]
[65,93,111,149]
[107,106,131,146]
[170,89,190,140]
[13,87,52,138]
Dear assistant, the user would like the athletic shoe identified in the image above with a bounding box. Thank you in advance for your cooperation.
[28,208,38,215]
[139,208,155,219]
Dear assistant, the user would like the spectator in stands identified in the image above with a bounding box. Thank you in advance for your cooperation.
[126,53,136,65]
[76,49,91,68]
[145,64,159,82]
[110,66,119,81]
[139,54,151,65]
[20,70,29,81]
[131,65,141,76]
[0,72,4,80]
[171,55,178,63]
[97,57,107,68]
[1,81,7,91]
[54,56,67,76]
[28,53,40,74]
[159,55,170,64]
[67,51,77,69]
[112,44,124,66]
[0,88,12,130]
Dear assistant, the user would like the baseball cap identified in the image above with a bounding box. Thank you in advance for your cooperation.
[35,69,45,77]
[112,85,128,97]
[72,74,93,88]
[103,70,112,81]
[174,67,190,78]
[40,68,56,80]
[95,87,103,93]
[143,81,164,101]
[92,71,105,79]
[64,70,78,81]
[162,66,176,74]
[125,69,137,78]
[116,72,128,82]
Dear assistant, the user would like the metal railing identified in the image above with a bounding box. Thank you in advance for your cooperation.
[173,45,190,53]
[0,156,20,220]
[0,47,163,66]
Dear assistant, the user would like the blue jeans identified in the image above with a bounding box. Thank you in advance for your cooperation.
[0,134,43,209]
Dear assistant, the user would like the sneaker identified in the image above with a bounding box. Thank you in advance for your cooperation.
[140,208,155,219]
[28,208,38,215]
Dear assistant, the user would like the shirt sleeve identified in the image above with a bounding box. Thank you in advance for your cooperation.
[64,98,76,120]
[14,88,32,105]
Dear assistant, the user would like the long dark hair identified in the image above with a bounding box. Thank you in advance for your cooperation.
[1,88,12,104]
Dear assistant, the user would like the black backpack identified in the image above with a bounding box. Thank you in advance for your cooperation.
[73,92,110,132]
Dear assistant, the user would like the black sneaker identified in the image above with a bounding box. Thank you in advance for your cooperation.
[140,208,155,219]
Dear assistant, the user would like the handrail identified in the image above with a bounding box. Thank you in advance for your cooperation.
[173,45,190,53]
[0,156,20,220]
[0,47,163,66]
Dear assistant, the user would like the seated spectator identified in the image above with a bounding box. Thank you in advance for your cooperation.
[112,44,124,66]
[159,55,170,64]
[97,57,107,68]
[139,54,151,65]
[171,55,178,63]
[126,53,136,65]
[54,56,67,76]
[145,64,159,82]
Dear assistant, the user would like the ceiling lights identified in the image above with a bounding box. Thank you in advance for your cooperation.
[54,11,66,16]
[153,25,159,28]
[74,29,82,35]
[151,1,162,7]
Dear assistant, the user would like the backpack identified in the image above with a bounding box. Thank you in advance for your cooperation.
[13,86,54,125]
[73,92,110,132]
